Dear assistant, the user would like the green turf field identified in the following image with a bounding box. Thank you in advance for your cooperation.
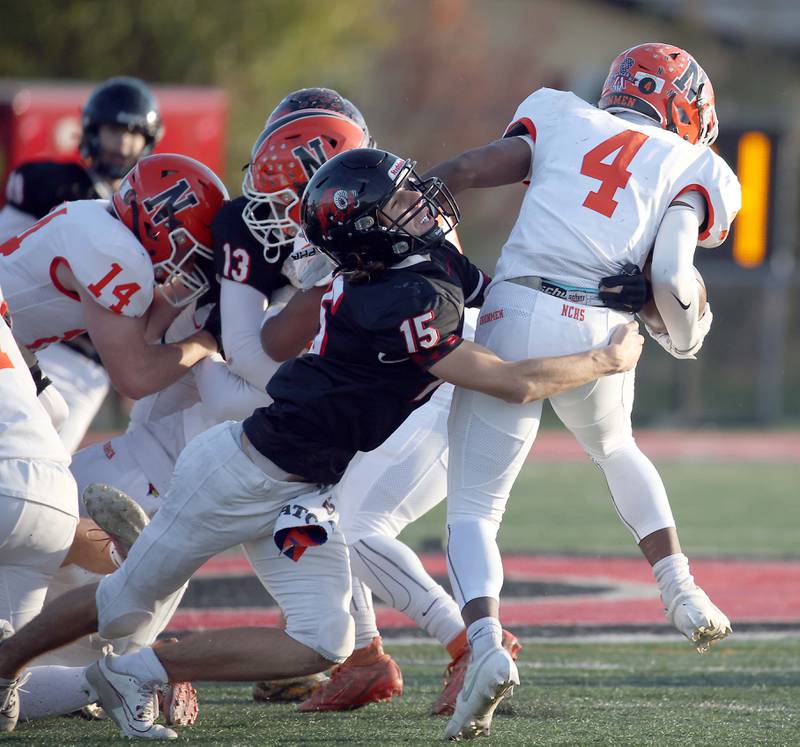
[9,639,800,744]
[8,460,799,743]
[400,462,800,557]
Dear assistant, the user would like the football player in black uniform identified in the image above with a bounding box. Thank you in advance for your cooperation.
[0,76,163,452]
[0,148,643,740]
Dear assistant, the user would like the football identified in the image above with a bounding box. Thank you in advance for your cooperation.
[638,260,707,335]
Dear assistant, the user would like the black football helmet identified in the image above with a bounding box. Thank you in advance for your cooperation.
[79,77,164,180]
[301,148,460,275]
[265,87,373,146]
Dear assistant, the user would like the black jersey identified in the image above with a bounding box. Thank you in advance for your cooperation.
[211,197,292,300]
[243,243,490,484]
[5,161,100,219]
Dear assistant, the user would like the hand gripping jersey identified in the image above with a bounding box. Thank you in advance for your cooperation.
[0,286,70,466]
[243,243,490,485]
[0,200,154,351]
[495,88,741,288]
[212,196,294,299]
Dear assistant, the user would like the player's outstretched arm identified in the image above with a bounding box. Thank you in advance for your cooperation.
[79,289,217,400]
[423,136,532,196]
[429,322,643,404]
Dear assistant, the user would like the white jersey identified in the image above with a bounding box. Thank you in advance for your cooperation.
[494,88,741,288]
[0,287,70,467]
[0,199,154,351]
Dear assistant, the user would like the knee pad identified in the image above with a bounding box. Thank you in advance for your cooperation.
[98,609,155,641]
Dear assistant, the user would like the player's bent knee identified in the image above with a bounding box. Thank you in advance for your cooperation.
[98,609,154,640]
[287,607,355,665]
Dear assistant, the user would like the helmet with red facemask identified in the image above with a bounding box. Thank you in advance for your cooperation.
[242,90,372,262]
[112,153,229,306]
[598,43,718,146]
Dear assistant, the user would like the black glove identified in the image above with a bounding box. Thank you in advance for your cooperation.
[201,303,225,359]
[599,263,650,313]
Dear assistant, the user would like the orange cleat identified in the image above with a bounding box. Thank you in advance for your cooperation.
[430,628,522,716]
[297,637,403,712]
[157,681,199,726]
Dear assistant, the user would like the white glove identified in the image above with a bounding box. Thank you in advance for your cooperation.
[646,303,713,360]
[284,235,335,290]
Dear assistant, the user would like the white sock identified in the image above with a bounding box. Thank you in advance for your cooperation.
[110,647,168,685]
[18,665,97,721]
[350,577,380,650]
[652,553,696,608]
[349,535,465,648]
[467,617,503,657]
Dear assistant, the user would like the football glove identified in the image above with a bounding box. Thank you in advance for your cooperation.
[645,303,713,359]
[599,263,649,313]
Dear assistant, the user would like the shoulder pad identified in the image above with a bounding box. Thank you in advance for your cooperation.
[675,149,742,249]
[63,202,154,316]
[212,197,291,299]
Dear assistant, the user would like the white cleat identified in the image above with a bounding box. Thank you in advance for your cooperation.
[444,647,519,741]
[83,483,150,559]
[85,652,177,740]
[666,587,732,653]
[0,618,26,734]
[0,672,30,734]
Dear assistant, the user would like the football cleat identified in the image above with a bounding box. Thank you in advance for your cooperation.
[0,672,30,734]
[297,637,403,712]
[666,587,732,653]
[443,647,519,741]
[431,629,522,716]
[158,681,199,726]
[252,672,329,703]
[85,652,177,740]
[82,483,149,560]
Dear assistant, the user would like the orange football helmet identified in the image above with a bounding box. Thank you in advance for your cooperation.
[112,153,228,306]
[242,107,372,262]
[598,43,718,146]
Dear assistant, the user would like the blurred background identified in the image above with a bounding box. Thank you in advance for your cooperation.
[1,0,798,428]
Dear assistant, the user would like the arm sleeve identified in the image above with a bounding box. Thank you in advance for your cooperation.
[193,354,274,423]
[219,278,276,389]
[651,195,705,351]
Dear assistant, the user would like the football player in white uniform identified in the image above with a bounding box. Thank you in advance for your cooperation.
[0,147,642,740]
[0,286,80,730]
[423,42,741,739]
[0,77,164,451]
[0,152,225,401]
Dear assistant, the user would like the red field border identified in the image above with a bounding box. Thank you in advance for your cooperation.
[169,553,800,632]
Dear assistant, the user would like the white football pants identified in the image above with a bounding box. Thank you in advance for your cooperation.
[37,343,110,453]
[336,384,464,649]
[0,460,77,630]
[446,282,675,607]
[96,421,354,663]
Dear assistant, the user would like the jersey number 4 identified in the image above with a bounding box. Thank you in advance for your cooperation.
[580,130,648,218]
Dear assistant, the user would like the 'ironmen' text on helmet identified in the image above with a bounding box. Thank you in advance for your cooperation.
[80,77,164,180]
[301,148,460,277]
[598,43,718,146]
[112,154,229,306]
